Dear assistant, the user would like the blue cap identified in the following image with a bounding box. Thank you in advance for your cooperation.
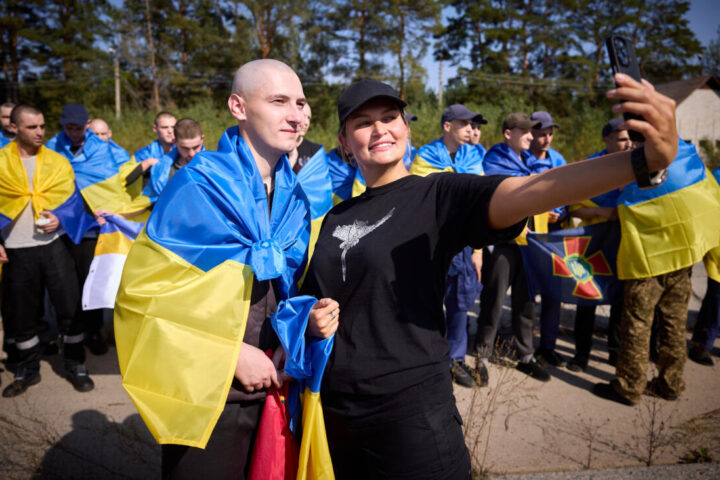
[530,111,559,129]
[441,104,487,126]
[602,117,625,138]
[60,103,88,127]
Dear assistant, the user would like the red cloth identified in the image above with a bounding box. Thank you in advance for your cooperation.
[248,379,298,479]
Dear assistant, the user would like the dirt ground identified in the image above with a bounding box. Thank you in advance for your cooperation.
[1,263,719,479]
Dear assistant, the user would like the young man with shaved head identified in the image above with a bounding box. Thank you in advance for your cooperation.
[88,117,132,166]
[0,102,16,147]
[115,60,335,479]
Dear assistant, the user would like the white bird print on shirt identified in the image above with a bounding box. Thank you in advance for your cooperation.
[332,208,395,281]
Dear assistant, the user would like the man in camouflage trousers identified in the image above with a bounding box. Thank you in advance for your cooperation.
[611,268,692,404]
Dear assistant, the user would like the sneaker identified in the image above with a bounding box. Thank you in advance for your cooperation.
[66,365,95,392]
[2,368,41,398]
[592,382,636,406]
[516,358,551,382]
[535,347,567,368]
[567,356,588,372]
[689,346,714,366]
[644,379,678,401]
[451,361,476,388]
[85,332,108,356]
[475,362,489,387]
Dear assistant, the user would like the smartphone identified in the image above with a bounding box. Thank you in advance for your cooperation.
[605,35,644,143]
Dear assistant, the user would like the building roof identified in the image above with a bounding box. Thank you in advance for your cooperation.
[655,75,720,104]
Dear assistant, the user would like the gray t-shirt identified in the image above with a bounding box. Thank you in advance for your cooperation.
[0,155,61,248]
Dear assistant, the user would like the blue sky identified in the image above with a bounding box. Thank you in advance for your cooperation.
[422,0,720,92]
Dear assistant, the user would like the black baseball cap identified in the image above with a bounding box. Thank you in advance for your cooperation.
[60,103,88,127]
[441,104,487,126]
[337,79,407,126]
[602,117,625,138]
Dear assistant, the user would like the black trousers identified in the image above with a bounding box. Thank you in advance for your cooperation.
[1,237,85,370]
[162,400,264,480]
[475,244,535,358]
[574,299,622,363]
[324,399,471,480]
[63,236,104,334]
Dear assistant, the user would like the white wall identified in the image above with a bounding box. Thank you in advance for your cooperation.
[676,89,720,158]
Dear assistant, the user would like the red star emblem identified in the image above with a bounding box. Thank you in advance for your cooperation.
[551,236,613,300]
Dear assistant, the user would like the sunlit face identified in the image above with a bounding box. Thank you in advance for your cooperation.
[88,120,111,142]
[153,115,176,146]
[14,112,46,151]
[63,123,87,145]
[230,69,307,158]
[604,130,633,154]
[298,103,311,139]
[0,106,12,131]
[444,118,473,148]
[530,127,554,154]
[339,99,409,169]
[176,135,204,163]
[470,123,482,146]
[505,127,533,154]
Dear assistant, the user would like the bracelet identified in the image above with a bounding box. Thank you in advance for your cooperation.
[630,146,666,189]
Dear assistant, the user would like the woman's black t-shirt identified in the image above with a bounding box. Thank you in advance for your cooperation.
[301,173,525,421]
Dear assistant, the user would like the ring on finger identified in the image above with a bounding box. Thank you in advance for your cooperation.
[330,310,336,319]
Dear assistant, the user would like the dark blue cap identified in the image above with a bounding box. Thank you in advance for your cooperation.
[602,117,625,138]
[338,79,407,126]
[441,104,486,126]
[60,103,88,127]
[530,111,559,129]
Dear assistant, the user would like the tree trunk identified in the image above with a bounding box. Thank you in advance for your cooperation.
[144,0,161,111]
[398,14,405,99]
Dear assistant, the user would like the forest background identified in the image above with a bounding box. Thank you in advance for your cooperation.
[2,0,720,164]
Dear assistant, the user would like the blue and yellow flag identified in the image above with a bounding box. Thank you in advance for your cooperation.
[484,142,548,243]
[46,130,151,215]
[616,139,720,279]
[522,222,623,306]
[325,148,366,205]
[82,215,144,311]
[410,138,484,176]
[142,149,179,204]
[273,297,335,480]
[703,168,720,283]
[115,127,312,448]
[0,141,96,243]
[402,140,417,170]
[0,133,11,149]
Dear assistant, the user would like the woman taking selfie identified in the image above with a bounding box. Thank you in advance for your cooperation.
[302,75,677,479]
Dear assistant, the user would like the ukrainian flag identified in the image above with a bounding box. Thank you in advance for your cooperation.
[326,148,366,205]
[115,127,312,448]
[0,141,96,243]
[703,168,720,283]
[481,142,548,243]
[616,140,720,279]
[142,149,179,204]
[46,130,151,216]
[410,138,484,176]
[569,189,621,227]
[82,215,144,311]
[273,297,335,480]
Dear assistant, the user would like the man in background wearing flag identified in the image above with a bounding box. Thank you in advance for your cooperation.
[0,105,94,397]
[115,59,336,480]
[593,138,720,405]
[0,102,16,148]
[410,104,486,388]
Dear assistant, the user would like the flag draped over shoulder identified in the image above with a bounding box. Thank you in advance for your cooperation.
[114,126,312,448]
[273,297,335,480]
[142,149,179,204]
[296,146,333,221]
[46,130,151,215]
[703,168,720,283]
[326,148,366,205]
[0,142,96,242]
[616,139,720,280]
[82,215,144,311]
[522,222,623,305]
[483,142,548,243]
[410,138,484,176]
